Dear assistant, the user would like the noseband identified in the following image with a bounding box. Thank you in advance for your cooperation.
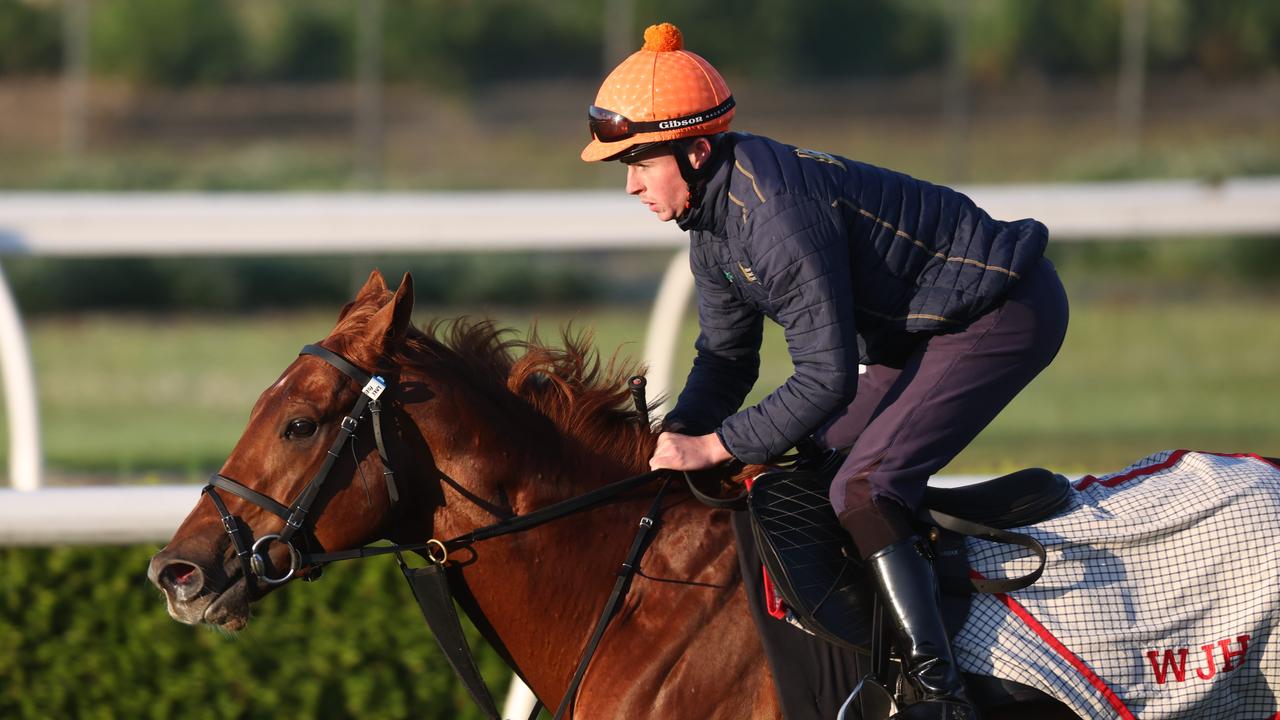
[203,344,400,585]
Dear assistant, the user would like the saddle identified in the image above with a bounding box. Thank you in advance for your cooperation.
[747,450,1072,652]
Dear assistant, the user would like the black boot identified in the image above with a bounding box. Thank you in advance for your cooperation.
[869,537,980,720]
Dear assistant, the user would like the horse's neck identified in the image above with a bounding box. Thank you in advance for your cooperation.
[420,448,769,716]
[437,451,662,704]
[391,384,764,713]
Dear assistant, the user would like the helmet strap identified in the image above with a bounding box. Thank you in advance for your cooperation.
[672,135,721,211]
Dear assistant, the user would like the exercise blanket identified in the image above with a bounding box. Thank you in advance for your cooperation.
[953,450,1280,719]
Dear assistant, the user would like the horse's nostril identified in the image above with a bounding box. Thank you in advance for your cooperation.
[168,563,196,584]
[160,561,204,600]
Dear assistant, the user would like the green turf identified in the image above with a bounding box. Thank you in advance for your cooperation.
[1,292,1278,484]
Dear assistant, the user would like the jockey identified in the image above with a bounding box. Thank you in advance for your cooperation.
[584,23,1069,720]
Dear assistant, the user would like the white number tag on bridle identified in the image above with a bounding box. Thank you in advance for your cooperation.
[362,376,386,401]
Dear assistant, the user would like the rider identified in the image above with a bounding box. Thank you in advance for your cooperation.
[583,23,1069,720]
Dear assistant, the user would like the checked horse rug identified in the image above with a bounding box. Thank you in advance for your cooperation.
[953,450,1280,719]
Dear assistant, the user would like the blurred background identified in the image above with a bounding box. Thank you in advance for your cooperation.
[1,1,1277,718]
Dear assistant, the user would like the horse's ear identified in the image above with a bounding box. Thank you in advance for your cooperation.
[356,270,390,303]
[368,272,415,350]
[389,272,415,341]
[338,270,391,322]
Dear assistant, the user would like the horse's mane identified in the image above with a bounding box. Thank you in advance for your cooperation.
[332,307,657,475]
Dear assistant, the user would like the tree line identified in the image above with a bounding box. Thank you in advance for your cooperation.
[1,0,1276,88]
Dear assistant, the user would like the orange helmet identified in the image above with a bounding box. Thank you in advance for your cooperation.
[581,23,734,163]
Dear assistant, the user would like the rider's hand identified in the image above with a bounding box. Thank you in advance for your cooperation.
[649,431,733,471]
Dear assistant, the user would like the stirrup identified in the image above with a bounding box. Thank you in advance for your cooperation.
[837,677,897,720]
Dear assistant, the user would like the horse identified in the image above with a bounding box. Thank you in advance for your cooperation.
[147,270,1121,719]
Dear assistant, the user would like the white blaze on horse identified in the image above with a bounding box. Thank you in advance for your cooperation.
[149,271,1280,719]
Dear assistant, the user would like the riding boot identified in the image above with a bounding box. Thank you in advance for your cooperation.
[869,537,980,720]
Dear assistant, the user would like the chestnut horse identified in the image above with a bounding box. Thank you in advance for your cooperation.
[149,271,1075,719]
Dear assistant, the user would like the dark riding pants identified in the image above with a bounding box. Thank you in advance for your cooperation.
[819,257,1070,555]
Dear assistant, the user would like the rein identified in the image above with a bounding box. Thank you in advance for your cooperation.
[202,344,689,720]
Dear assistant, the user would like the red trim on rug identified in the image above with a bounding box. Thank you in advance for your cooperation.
[1210,452,1280,472]
[1074,449,1188,491]
[973,569,1135,719]
[1075,450,1280,491]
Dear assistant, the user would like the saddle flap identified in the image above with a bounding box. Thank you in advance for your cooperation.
[748,452,875,652]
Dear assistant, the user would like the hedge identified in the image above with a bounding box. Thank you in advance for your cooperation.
[0,545,512,720]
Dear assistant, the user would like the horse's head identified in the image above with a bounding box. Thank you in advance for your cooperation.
[148,270,418,630]
[151,267,673,638]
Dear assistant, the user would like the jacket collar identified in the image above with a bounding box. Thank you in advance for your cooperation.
[677,135,737,237]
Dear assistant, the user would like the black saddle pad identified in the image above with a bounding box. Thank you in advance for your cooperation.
[747,452,875,652]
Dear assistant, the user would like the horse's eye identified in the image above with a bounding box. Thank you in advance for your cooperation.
[284,418,317,439]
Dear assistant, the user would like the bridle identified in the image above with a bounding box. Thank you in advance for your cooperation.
[203,343,404,586]
[197,342,723,719]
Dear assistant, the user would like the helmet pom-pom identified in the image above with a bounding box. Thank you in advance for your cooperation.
[642,23,683,52]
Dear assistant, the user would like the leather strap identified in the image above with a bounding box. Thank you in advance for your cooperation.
[553,477,673,719]
[300,343,398,507]
[302,541,433,565]
[279,393,372,546]
[202,484,255,581]
[927,510,1048,594]
[369,400,400,504]
[300,343,370,384]
[296,470,668,567]
[448,470,664,548]
[398,558,503,720]
[210,473,290,520]
[681,470,748,510]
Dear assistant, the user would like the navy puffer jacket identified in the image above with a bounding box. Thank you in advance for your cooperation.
[665,133,1048,464]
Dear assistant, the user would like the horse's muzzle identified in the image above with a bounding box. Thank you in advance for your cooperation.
[148,545,251,629]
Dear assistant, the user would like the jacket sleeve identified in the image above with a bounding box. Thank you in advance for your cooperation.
[664,253,765,436]
[716,196,860,463]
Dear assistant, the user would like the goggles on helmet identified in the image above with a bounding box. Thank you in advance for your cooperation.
[588,96,735,143]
